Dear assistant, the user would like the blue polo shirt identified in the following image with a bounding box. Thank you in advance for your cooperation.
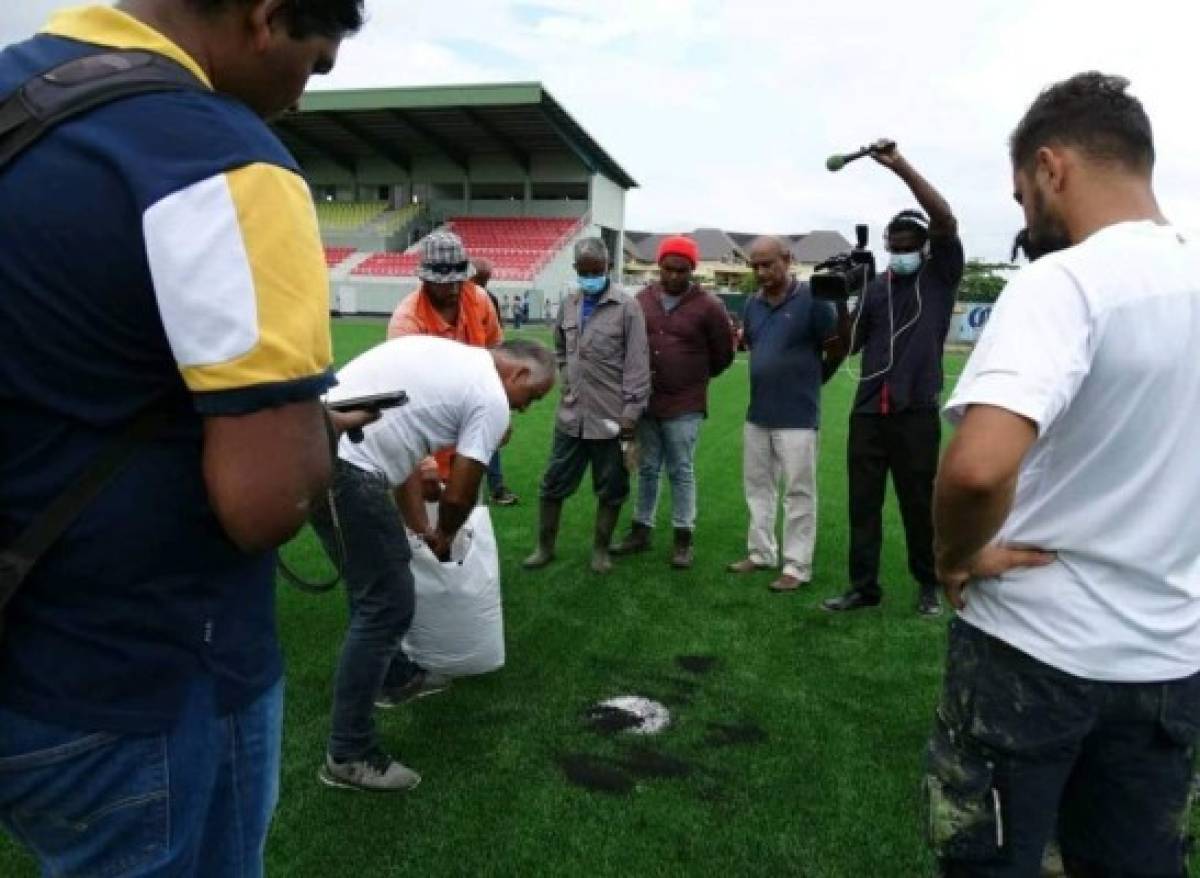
[0,8,334,733]
[743,282,836,429]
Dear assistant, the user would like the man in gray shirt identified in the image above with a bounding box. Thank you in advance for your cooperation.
[524,238,650,574]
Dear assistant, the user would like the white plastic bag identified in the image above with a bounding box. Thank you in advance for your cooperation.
[403,505,504,676]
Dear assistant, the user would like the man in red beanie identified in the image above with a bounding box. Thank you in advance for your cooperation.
[612,236,735,568]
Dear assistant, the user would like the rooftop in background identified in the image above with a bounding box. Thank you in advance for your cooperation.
[274,82,637,189]
[626,228,852,265]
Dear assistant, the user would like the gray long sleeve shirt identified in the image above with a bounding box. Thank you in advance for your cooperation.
[554,285,650,439]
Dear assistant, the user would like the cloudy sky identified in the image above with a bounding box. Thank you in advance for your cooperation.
[3,1,1197,259]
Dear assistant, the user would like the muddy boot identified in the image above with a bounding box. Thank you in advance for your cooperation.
[522,499,563,570]
[670,528,694,569]
[611,521,652,556]
[591,504,621,574]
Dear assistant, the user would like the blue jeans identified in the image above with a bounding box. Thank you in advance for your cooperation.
[486,450,506,494]
[633,413,703,530]
[0,677,282,877]
[311,460,419,762]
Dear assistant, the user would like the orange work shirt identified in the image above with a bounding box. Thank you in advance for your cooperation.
[387,282,504,480]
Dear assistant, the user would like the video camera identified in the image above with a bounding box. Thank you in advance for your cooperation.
[810,224,876,302]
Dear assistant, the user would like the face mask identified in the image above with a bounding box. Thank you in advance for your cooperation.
[578,276,608,296]
[889,252,922,276]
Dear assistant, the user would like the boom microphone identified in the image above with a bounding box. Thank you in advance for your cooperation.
[825,139,896,172]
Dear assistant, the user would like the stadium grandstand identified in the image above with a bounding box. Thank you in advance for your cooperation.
[272,83,637,318]
[623,227,852,290]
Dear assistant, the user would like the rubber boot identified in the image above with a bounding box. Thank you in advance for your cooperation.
[591,504,621,574]
[670,528,694,570]
[522,498,563,570]
[611,521,652,556]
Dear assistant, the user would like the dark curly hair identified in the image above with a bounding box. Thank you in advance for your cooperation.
[1010,72,1154,174]
[186,0,365,39]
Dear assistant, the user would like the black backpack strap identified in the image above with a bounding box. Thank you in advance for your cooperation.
[0,49,204,170]
[0,49,202,607]
[0,405,172,610]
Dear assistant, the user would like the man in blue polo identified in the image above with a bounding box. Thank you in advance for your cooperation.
[0,1,364,874]
[727,237,843,592]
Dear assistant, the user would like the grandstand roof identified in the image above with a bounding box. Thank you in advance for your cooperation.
[273,83,637,189]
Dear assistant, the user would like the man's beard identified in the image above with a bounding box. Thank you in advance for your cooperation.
[1026,188,1073,257]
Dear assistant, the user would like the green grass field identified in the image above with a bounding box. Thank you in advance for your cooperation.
[3,320,1190,876]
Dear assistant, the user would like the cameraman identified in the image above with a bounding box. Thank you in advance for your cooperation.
[823,142,963,617]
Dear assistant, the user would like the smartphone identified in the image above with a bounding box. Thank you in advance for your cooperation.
[328,390,408,444]
[327,390,409,414]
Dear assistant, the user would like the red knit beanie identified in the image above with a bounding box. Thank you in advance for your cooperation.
[656,235,700,268]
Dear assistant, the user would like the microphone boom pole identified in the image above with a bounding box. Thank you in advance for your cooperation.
[826,139,896,172]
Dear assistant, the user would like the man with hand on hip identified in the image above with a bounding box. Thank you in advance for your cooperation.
[925,72,1200,876]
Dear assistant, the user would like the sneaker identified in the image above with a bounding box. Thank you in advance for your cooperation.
[318,749,420,793]
[821,589,882,613]
[375,670,452,709]
[490,487,519,507]
[917,584,943,617]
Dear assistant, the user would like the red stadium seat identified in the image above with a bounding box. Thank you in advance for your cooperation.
[351,217,581,280]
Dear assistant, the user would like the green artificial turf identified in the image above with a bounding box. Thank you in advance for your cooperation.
[2,319,1193,877]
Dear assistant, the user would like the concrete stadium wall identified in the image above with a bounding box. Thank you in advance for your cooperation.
[589,174,627,277]
[331,275,562,322]
[589,174,625,230]
[322,229,404,251]
[331,277,418,316]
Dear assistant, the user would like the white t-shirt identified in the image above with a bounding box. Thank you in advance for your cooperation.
[328,336,510,488]
[945,221,1200,682]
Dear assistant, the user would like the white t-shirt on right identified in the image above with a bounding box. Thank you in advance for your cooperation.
[945,221,1200,683]
[328,336,510,488]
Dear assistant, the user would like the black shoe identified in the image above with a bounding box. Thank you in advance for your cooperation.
[490,487,519,507]
[822,589,881,613]
[917,584,943,617]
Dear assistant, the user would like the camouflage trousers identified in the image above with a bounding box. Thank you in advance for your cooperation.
[924,618,1200,877]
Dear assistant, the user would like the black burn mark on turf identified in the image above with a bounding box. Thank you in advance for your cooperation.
[585,704,642,735]
[676,655,719,675]
[620,746,694,780]
[558,754,634,795]
[704,722,768,747]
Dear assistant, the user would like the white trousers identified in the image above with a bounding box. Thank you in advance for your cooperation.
[742,423,818,580]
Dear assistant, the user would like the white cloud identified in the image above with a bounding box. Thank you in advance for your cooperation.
[3,0,1198,258]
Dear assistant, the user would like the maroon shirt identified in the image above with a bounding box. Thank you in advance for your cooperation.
[636,282,736,419]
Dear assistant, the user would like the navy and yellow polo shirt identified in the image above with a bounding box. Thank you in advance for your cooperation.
[0,7,334,733]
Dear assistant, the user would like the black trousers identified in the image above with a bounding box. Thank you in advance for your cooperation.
[848,409,940,597]
[927,619,1200,876]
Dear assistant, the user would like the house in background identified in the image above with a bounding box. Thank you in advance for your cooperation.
[623,227,851,291]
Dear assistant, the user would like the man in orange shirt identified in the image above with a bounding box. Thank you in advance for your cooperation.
[387,230,503,491]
